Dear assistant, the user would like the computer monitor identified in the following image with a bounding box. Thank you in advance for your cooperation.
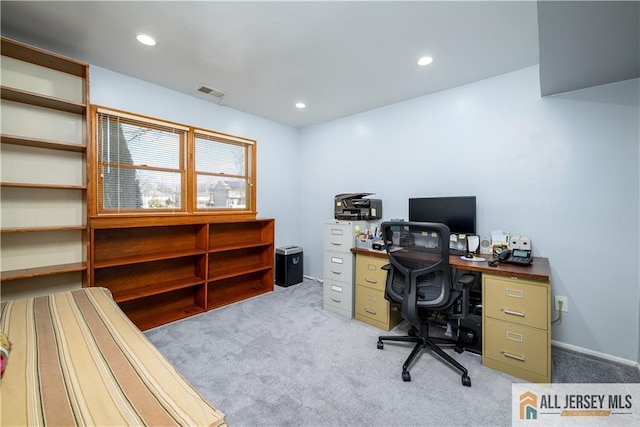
[408,196,476,235]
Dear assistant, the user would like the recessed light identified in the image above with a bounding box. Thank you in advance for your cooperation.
[417,56,433,66]
[136,34,156,46]
[295,102,306,109]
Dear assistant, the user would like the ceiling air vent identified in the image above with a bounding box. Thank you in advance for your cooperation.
[196,84,226,99]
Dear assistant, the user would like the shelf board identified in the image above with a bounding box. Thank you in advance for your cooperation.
[1,86,86,115]
[121,298,205,331]
[208,242,273,253]
[1,134,86,152]
[207,274,272,311]
[208,264,272,282]
[112,277,205,303]
[94,249,207,269]
[1,262,86,281]
[1,225,86,233]
[0,181,86,190]
[2,37,88,77]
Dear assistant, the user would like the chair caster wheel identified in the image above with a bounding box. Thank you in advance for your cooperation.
[454,345,464,354]
[408,328,417,337]
[402,371,411,382]
[462,375,471,387]
[377,341,384,350]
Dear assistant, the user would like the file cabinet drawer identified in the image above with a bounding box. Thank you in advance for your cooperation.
[355,255,388,291]
[483,275,549,330]
[483,317,549,377]
[355,285,388,324]
[323,251,354,284]
[323,279,353,314]
[323,223,354,252]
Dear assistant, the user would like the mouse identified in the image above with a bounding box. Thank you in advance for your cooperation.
[464,253,473,259]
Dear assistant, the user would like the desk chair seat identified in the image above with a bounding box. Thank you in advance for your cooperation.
[376,221,472,386]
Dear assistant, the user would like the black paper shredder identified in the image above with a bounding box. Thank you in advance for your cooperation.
[275,246,303,287]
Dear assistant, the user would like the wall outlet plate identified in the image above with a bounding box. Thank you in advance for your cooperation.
[555,295,568,312]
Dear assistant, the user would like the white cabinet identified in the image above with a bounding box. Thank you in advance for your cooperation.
[1,38,89,299]
[322,220,367,317]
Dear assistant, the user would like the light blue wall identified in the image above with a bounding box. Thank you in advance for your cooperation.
[90,64,640,363]
[298,66,640,362]
[90,66,302,249]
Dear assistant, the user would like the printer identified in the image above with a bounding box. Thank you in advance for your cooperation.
[334,193,382,220]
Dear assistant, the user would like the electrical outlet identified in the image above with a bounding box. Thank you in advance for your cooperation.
[555,295,568,312]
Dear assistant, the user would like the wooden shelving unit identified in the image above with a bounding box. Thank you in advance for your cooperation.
[1,37,89,299]
[2,38,274,331]
[90,218,275,330]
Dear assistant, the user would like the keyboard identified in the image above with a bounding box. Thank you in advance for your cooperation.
[449,248,467,256]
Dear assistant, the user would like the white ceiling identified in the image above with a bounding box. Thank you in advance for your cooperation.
[1,1,637,128]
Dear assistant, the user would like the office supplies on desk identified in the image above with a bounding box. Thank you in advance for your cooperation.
[508,235,531,251]
[491,230,507,248]
[334,193,382,220]
[449,233,468,255]
[372,240,386,251]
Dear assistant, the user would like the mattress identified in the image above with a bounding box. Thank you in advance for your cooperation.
[0,287,227,426]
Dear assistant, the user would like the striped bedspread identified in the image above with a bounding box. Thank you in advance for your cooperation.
[0,287,227,426]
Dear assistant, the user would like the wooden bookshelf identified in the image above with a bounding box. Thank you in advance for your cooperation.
[90,217,274,330]
[0,37,89,297]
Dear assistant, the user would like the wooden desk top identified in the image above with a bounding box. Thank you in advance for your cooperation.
[351,248,550,282]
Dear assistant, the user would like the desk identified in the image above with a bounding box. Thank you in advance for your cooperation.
[351,248,551,383]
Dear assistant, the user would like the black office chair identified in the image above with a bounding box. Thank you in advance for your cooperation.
[377,221,472,386]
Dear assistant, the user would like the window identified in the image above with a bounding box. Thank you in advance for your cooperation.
[194,130,254,211]
[92,107,256,216]
[95,108,187,213]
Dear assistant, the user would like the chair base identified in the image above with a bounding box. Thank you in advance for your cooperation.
[378,325,471,386]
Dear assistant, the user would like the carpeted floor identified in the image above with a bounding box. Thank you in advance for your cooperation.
[552,346,640,384]
[145,279,639,427]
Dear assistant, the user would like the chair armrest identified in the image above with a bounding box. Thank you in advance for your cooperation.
[382,264,391,271]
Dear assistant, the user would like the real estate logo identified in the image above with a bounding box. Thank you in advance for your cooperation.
[520,391,538,420]
[513,384,640,426]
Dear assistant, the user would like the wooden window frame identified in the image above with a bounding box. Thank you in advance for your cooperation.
[89,105,257,219]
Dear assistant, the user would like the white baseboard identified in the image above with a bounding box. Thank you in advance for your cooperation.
[303,275,323,283]
[552,340,640,370]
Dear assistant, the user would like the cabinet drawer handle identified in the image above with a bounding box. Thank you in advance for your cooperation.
[331,270,342,275]
[501,308,525,317]
[505,288,523,298]
[364,308,377,315]
[501,351,525,362]
[506,331,523,342]
[331,297,342,303]
[365,278,377,284]
[330,241,342,246]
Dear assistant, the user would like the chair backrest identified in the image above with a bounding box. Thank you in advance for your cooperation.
[381,221,451,323]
